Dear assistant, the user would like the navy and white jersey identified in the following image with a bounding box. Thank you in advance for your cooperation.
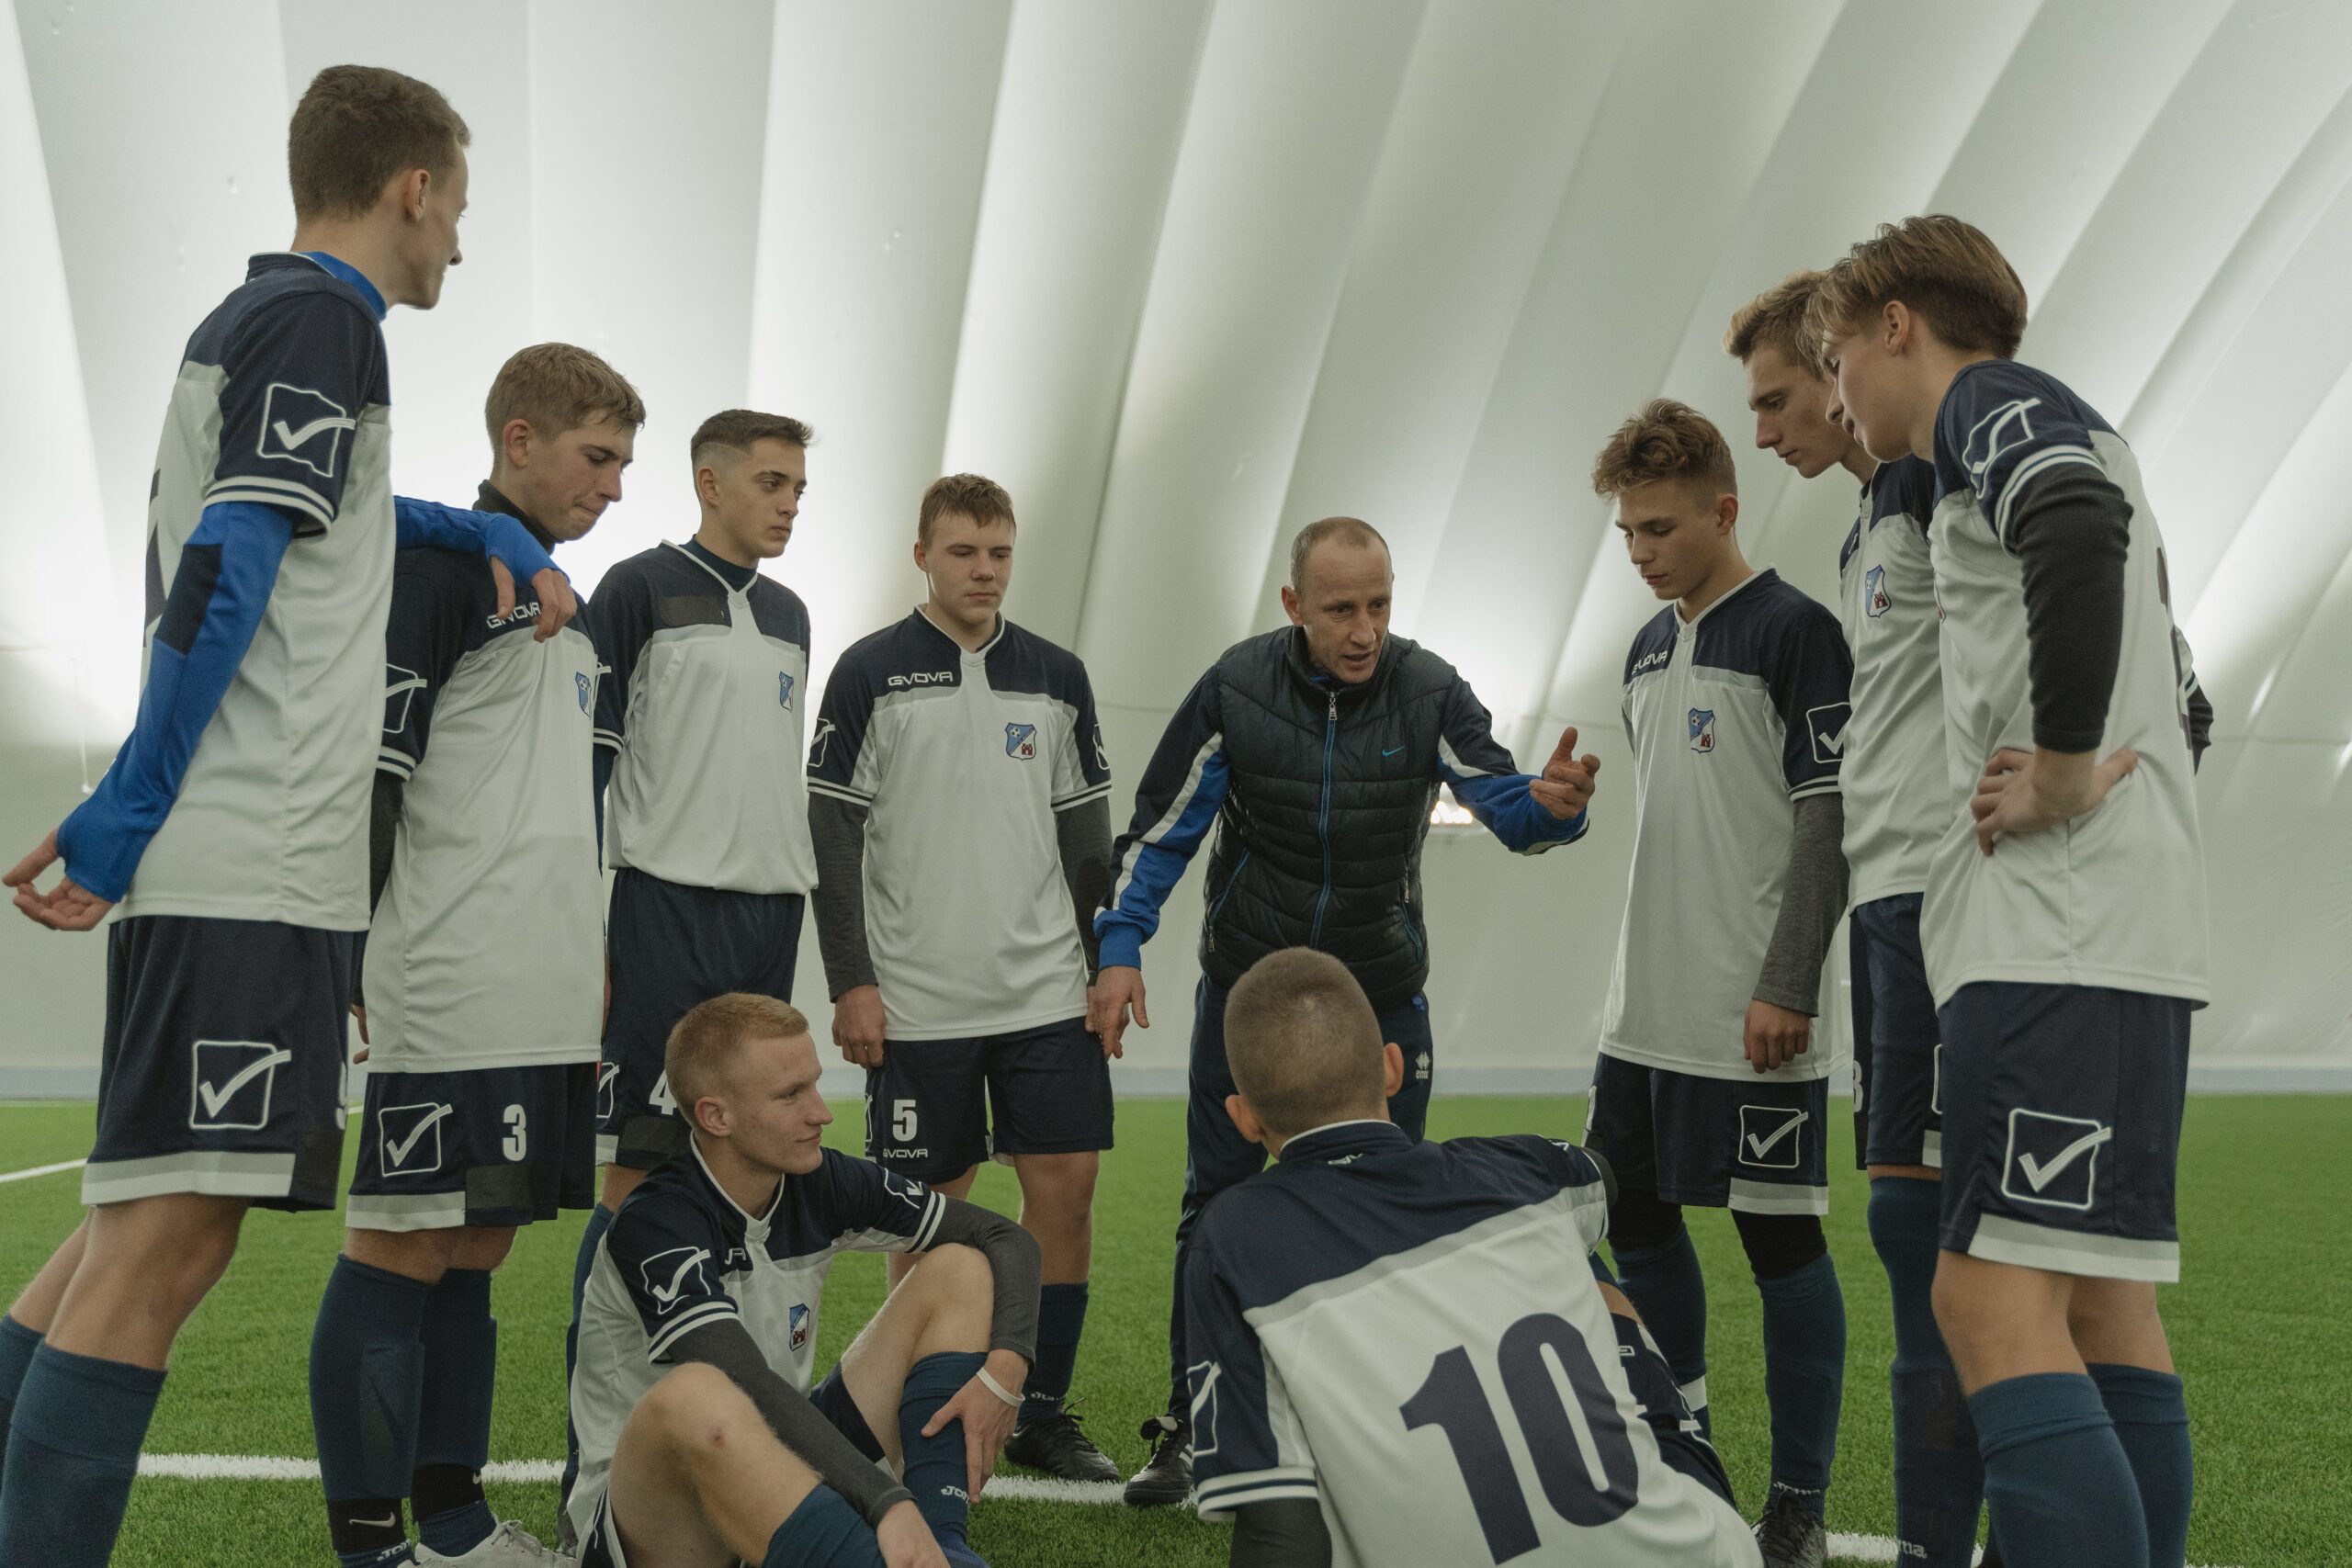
[1185,1122,1755,1568]
[120,253,393,928]
[592,541,817,895]
[808,611,1112,1038]
[1602,571,1852,1081]
[1924,362,2208,1007]
[364,487,603,1073]
[1838,457,1944,906]
[568,1139,944,1546]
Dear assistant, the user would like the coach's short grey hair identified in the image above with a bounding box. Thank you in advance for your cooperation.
[1287,516,1390,590]
[1223,949,1386,1137]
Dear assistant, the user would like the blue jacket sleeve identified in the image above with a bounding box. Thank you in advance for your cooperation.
[55,502,297,901]
[1096,671,1230,971]
[393,495,560,584]
[1433,677,1585,853]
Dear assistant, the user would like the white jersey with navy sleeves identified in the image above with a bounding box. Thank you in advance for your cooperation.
[590,541,817,895]
[808,610,1111,1039]
[364,498,603,1073]
[568,1139,944,1548]
[1838,457,1944,907]
[1184,1122,1757,1568]
[1923,361,2209,1008]
[118,253,393,929]
[1602,570,1853,1082]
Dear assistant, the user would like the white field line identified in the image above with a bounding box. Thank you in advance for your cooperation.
[0,1157,85,1185]
[134,1457,2244,1567]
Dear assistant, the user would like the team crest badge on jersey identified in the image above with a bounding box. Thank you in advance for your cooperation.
[639,1247,714,1315]
[576,671,593,713]
[1736,1105,1807,1169]
[1865,564,1891,617]
[378,1101,454,1178]
[2000,1109,2111,1212]
[1688,708,1716,754]
[1005,722,1038,760]
[778,671,796,710]
[788,1303,811,1352]
[188,1039,290,1132]
[256,382,356,478]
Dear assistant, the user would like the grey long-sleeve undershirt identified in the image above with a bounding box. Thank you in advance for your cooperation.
[808,793,1114,998]
[1752,793,1849,1016]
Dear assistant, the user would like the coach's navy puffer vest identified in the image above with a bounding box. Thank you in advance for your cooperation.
[1198,628,1456,1010]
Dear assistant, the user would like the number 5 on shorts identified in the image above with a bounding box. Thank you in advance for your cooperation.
[892,1099,918,1143]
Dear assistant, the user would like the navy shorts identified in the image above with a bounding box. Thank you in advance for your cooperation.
[1938,982,2190,1282]
[580,1363,884,1568]
[865,1015,1114,1183]
[601,868,803,1168]
[1851,895,1943,1171]
[346,1060,597,1231]
[83,915,355,1212]
[1584,1053,1831,1216]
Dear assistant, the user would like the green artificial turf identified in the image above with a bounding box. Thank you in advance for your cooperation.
[1,1094,2344,1566]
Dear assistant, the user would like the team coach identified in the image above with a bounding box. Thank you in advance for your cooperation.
[1089,515,1602,1506]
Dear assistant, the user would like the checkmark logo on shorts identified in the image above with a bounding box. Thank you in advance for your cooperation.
[189,1040,291,1131]
[1736,1105,1808,1169]
[378,1102,453,1177]
[2000,1109,2111,1212]
[2017,1126,2113,1191]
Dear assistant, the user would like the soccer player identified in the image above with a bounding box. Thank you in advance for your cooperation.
[304,344,643,1568]
[0,67,573,1568]
[808,474,1117,1483]
[1093,516,1600,1506]
[565,409,821,1523]
[1731,275,1973,1565]
[1814,215,2205,1568]
[1182,948,1761,1568]
[569,994,1041,1568]
[1586,400,1855,1567]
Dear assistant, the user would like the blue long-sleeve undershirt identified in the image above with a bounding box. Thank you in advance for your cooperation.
[394,495,559,582]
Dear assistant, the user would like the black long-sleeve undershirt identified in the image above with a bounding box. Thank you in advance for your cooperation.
[2011,467,2132,754]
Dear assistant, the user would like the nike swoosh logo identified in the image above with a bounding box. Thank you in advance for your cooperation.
[1745,1111,1806,1160]
[195,1048,293,1118]
[350,1512,398,1529]
[2016,1126,2113,1191]
[650,1250,708,1305]
[1382,746,1404,757]
[384,1104,454,1166]
[271,413,355,450]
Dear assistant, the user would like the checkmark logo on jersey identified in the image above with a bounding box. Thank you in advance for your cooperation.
[378,1101,453,1178]
[189,1040,291,1131]
[639,1247,714,1314]
[2001,1110,2111,1211]
[1737,1105,1807,1169]
[1806,702,1852,764]
[256,383,356,479]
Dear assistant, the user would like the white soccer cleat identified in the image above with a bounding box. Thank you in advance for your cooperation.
[413,1519,571,1567]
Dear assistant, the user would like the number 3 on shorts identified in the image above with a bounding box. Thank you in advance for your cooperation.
[892,1099,918,1143]
[503,1104,527,1161]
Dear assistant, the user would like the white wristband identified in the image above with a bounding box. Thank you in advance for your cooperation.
[974,1367,1024,1410]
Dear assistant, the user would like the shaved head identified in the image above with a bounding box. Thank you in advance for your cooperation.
[1223,949,1386,1138]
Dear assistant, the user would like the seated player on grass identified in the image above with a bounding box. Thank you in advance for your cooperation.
[568,994,1042,1568]
[1182,949,1762,1568]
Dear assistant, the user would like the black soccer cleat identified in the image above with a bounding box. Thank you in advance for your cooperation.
[1122,1413,1193,1507]
[1753,1493,1827,1568]
[1002,1399,1120,1483]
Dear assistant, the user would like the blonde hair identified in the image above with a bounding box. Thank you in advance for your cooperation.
[1590,400,1737,499]
[664,994,811,1117]
[1810,215,2028,361]
[1725,270,1828,374]
[484,344,645,451]
[919,473,1016,546]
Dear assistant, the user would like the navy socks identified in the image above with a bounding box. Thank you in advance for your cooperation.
[1756,1251,1845,1517]
[1611,1224,1711,1437]
[2090,1362,2191,1568]
[1870,1177,1983,1564]
[1971,1372,2147,1568]
[310,1255,430,1566]
[0,1343,165,1568]
[898,1350,987,1551]
[0,1314,40,1437]
[1019,1283,1088,1430]
[413,1269,498,1559]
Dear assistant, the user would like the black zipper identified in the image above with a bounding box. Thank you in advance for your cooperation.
[1309,690,1338,946]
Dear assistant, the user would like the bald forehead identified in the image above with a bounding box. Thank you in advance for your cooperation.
[1297,537,1393,597]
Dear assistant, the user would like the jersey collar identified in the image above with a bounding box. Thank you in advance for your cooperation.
[1278,1118,1409,1163]
[689,1134,786,1239]
[912,603,1005,660]
[1679,565,1777,628]
[475,481,557,553]
[290,250,388,321]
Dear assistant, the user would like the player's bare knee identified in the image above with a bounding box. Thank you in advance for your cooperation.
[641,1362,755,1447]
[1017,1152,1100,1213]
[91,1196,243,1304]
[910,1240,993,1299]
[344,1224,461,1284]
[450,1225,518,1272]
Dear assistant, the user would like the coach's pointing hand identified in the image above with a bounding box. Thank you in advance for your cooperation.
[1089,965,1148,1058]
[832,985,887,1068]
[1530,726,1601,820]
